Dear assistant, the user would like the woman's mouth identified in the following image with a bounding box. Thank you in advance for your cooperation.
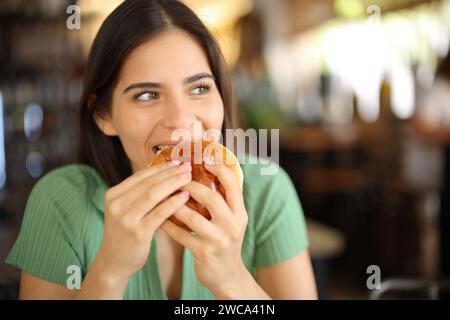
[152,145,172,155]
[152,138,194,155]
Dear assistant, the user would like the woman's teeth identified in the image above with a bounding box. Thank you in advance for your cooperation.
[153,145,170,154]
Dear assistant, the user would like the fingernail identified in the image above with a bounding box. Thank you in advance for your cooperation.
[178,191,190,200]
[204,157,214,165]
[181,163,191,171]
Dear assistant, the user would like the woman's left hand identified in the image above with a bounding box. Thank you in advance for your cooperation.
[160,159,250,297]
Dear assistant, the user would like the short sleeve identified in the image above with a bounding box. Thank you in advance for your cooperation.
[252,165,309,268]
[5,174,83,286]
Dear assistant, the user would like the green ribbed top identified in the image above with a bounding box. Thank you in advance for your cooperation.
[5,155,308,299]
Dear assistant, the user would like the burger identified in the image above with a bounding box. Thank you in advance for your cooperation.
[149,139,243,230]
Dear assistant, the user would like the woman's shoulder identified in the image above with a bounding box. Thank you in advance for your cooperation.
[238,154,308,261]
[239,154,295,204]
[29,163,104,207]
[240,153,290,184]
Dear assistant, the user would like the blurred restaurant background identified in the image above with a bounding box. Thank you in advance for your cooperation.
[1,0,450,299]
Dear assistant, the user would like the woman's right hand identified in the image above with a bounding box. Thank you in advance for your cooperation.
[95,160,192,283]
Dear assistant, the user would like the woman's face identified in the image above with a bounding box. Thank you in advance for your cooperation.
[95,29,225,173]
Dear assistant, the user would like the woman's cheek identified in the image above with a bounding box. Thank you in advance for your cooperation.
[118,113,154,170]
[201,99,224,128]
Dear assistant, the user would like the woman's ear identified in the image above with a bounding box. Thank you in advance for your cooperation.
[93,110,118,136]
[88,94,118,136]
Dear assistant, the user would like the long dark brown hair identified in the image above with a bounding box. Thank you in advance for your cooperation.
[78,0,236,186]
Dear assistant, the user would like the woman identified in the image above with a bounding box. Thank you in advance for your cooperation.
[5,0,317,300]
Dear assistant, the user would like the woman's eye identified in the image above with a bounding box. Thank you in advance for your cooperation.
[191,84,210,95]
[134,91,158,101]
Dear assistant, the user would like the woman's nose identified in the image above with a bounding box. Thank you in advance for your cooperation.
[162,95,195,130]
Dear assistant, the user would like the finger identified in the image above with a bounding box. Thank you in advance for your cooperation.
[125,170,192,221]
[115,163,191,211]
[141,191,190,233]
[204,162,244,213]
[160,220,201,253]
[173,205,221,241]
[108,160,181,199]
[181,180,232,223]
[145,162,191,191]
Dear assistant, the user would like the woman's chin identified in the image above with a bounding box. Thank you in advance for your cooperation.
[131,161,151,173]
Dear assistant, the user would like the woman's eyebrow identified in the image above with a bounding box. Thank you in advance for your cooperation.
[182,72,215,85]
[123,82,161,94]
[123,73,215,94]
